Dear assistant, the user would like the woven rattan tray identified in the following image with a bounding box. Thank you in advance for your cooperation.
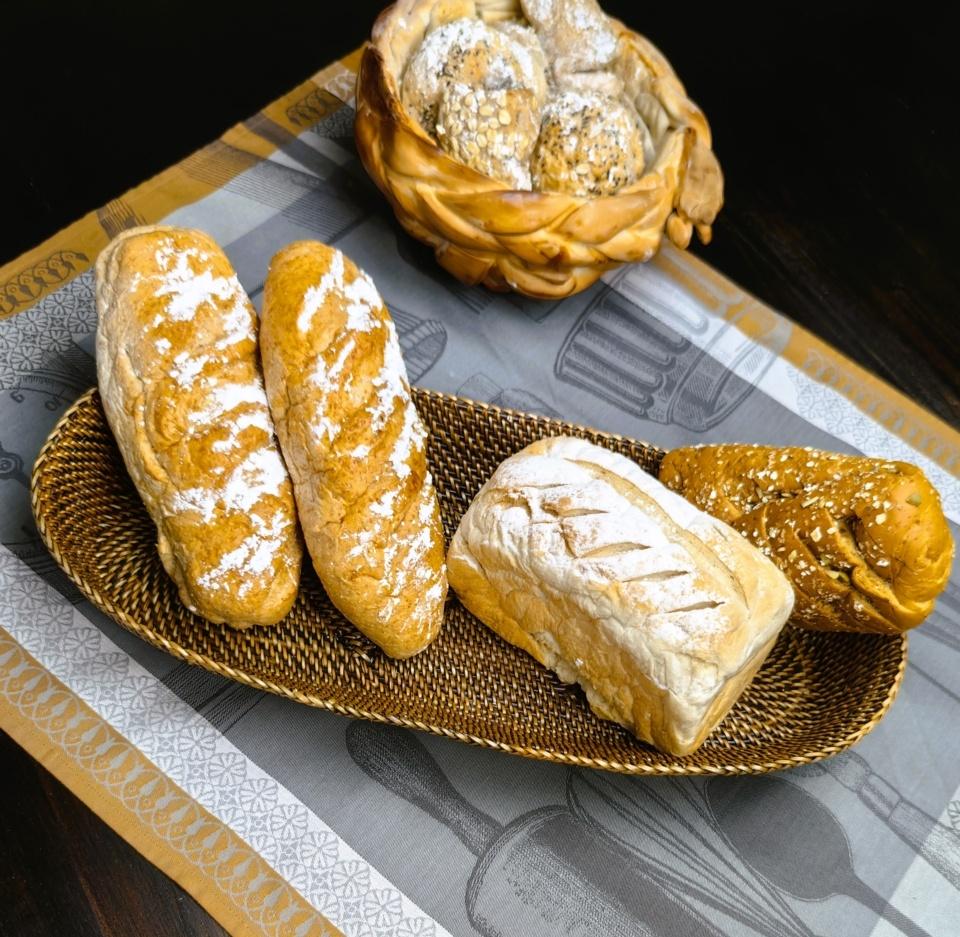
[32,388,907,775]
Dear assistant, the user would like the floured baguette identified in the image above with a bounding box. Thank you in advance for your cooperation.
[446,436,794,756]
[95,225,302,628]
[260,241,447,658]
[659,444,954,634]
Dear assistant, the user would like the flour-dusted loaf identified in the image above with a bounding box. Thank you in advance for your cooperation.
[95,226,302,628]
[659,444,955,634]
[447,437,794,755]
[259,241,447,659]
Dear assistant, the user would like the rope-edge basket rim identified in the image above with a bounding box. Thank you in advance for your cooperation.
[30,387,908,777]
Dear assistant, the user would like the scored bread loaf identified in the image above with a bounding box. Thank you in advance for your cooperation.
[259,241,447,659]
[446,436,794,756]
[95,225,302,628]
[659,444,954,634]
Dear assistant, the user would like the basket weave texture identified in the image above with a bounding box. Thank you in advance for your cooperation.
[31,388,906,775]
[355,0,724,299]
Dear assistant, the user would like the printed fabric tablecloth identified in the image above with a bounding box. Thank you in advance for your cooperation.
[2,53,959,937]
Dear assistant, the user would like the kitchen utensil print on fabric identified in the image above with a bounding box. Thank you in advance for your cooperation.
[392,231,563,322]
[346,721,727,937]
[0,434,84,603]
[792,750,960,890]
[0,435,83,602]
[567,771,821,937]
[903,579,960,706]
[556,266,790,430]
[389,306,447,382]
[707,776,933,937]
[456,373,559,418]
[0,439,27,488]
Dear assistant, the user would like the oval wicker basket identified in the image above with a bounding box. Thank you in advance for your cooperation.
[32,388,906,776]
[355,0,724,298]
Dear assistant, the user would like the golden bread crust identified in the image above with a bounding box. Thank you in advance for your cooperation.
[260,241,447,658]
[95,225,302,628]
[659,444,955,634]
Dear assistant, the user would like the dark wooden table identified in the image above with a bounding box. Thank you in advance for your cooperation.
[1,2,957,935]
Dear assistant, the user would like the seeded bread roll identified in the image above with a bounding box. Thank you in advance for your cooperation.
[520,0,619,75]
[401,16,547,135]
[435,82,540,188]
[447,436,794,756]
[659,444,954,634]
[95,225,302,628]
[531,91,645,196]
[260,241,447,659]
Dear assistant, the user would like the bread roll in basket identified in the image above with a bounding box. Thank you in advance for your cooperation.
[355,0,723,298]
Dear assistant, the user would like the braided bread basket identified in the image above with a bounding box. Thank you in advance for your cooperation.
[355,0,724,298]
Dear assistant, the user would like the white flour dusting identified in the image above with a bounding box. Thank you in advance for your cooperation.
[298,250,345,333]
[169,351,208,387]
[296,249,382,334]
[153,246,241,322]
[370,489,398,517]
[368,321,410,433]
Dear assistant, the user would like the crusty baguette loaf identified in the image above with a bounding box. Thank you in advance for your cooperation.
[259,241,447,659]
[446,436,794,756]
[659,444,954,634]
[95,225,302,628]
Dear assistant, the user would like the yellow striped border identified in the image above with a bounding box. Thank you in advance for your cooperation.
[0,627,342,937]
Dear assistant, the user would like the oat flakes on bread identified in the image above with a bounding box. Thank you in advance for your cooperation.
[659,444,954,634]
[401,16,547,135]
[259,241,447,659]
[447,436,794,756]
[435,82,540,188]
[95,225,302,629]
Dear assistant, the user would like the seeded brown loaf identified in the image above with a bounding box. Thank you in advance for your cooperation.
[447,437,794,755]
[659,445,954,634]
[95,226,302,628]
[259,241,447,659]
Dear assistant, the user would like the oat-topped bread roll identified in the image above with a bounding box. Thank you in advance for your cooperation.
[447,437,794,756]
[95,225,302,628]
[435,82,541,188]
[659,445,954,634]
[260,241,447,659]
[402,16,548,136]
